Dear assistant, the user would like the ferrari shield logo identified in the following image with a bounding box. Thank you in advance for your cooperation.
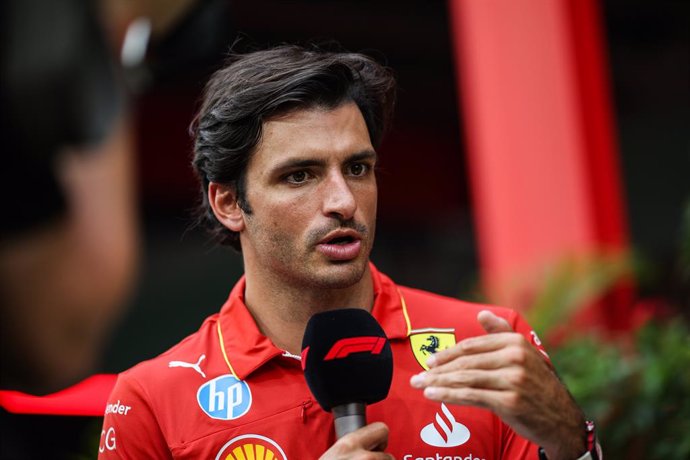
[410,328,456,370]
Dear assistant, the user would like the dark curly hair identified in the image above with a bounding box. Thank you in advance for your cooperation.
[190,45,396,251]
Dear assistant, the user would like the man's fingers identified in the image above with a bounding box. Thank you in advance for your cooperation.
[339,422,390,452]
[353,422,390,451]
[477,310,513,334]
[420,347,514,378]
[426,332,522,368]
[423,312,514,369]
[412,357,533,393]
[411,368,512,392]
[420,386,506,411]
[321,422,394,459]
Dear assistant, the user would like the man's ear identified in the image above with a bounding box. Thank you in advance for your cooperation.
[208,182,245,232]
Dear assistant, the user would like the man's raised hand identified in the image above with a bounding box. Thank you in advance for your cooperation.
[410,310,587,460]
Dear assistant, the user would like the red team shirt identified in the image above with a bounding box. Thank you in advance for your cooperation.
[99,265,545,459]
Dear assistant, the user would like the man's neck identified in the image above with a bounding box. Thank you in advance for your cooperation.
[242,264,374,356]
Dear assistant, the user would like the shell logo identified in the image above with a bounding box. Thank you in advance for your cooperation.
[215,434,288,460]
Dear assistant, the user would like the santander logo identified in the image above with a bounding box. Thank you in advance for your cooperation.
[420,403,470,447]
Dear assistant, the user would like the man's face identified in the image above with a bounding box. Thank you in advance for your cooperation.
[239,102,377,289]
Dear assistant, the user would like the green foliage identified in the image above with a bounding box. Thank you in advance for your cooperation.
[522,201,690,459]
[550,319,690,459]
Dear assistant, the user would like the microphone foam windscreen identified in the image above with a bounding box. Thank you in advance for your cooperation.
[301,308,393,411]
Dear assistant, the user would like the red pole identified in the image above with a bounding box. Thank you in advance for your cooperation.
[448,0,631,329]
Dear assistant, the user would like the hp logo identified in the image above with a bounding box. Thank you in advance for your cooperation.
[197,375,252,420]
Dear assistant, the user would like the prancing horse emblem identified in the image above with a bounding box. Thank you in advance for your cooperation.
[169,354,206,378]
[419,335,440,355]
[409,329,456,370]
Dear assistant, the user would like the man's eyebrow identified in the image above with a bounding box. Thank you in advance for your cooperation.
[271,158,327,172]
[271,150,378,172]
[348,150,378,163]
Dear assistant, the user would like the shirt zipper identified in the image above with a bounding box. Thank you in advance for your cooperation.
[301,399,313,423]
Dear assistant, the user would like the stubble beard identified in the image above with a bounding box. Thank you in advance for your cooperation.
[261,220,374,291]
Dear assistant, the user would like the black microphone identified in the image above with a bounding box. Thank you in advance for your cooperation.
[301,308,393,438]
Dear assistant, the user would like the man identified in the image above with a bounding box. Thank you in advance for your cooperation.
[0,0,138,395]
[98,45,600,459]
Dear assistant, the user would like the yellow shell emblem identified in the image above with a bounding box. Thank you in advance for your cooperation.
[224,443,278,460]
[409,328,456,370]
[216,434,287,460]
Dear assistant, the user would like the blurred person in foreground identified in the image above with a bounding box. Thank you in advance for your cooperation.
[0,0,138,395]
[99,45,601,459]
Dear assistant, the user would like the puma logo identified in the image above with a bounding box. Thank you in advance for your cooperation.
[169,354,206,378]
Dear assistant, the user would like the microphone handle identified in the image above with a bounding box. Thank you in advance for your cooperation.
[332,402,366,438]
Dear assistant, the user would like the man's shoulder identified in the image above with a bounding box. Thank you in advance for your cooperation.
[398,284,514,313]
[397,284,518,327]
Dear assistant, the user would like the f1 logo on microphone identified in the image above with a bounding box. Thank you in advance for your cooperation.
[324,337,386,360]
[300,336,387,370]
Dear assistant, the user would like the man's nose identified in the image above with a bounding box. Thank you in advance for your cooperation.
[322,171,356,220]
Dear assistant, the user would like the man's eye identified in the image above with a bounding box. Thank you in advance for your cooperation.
[286,171,309,184]
[349,163,369,177]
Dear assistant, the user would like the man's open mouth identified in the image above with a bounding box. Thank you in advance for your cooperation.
[325,235,356,245]
[316,231,363,260]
